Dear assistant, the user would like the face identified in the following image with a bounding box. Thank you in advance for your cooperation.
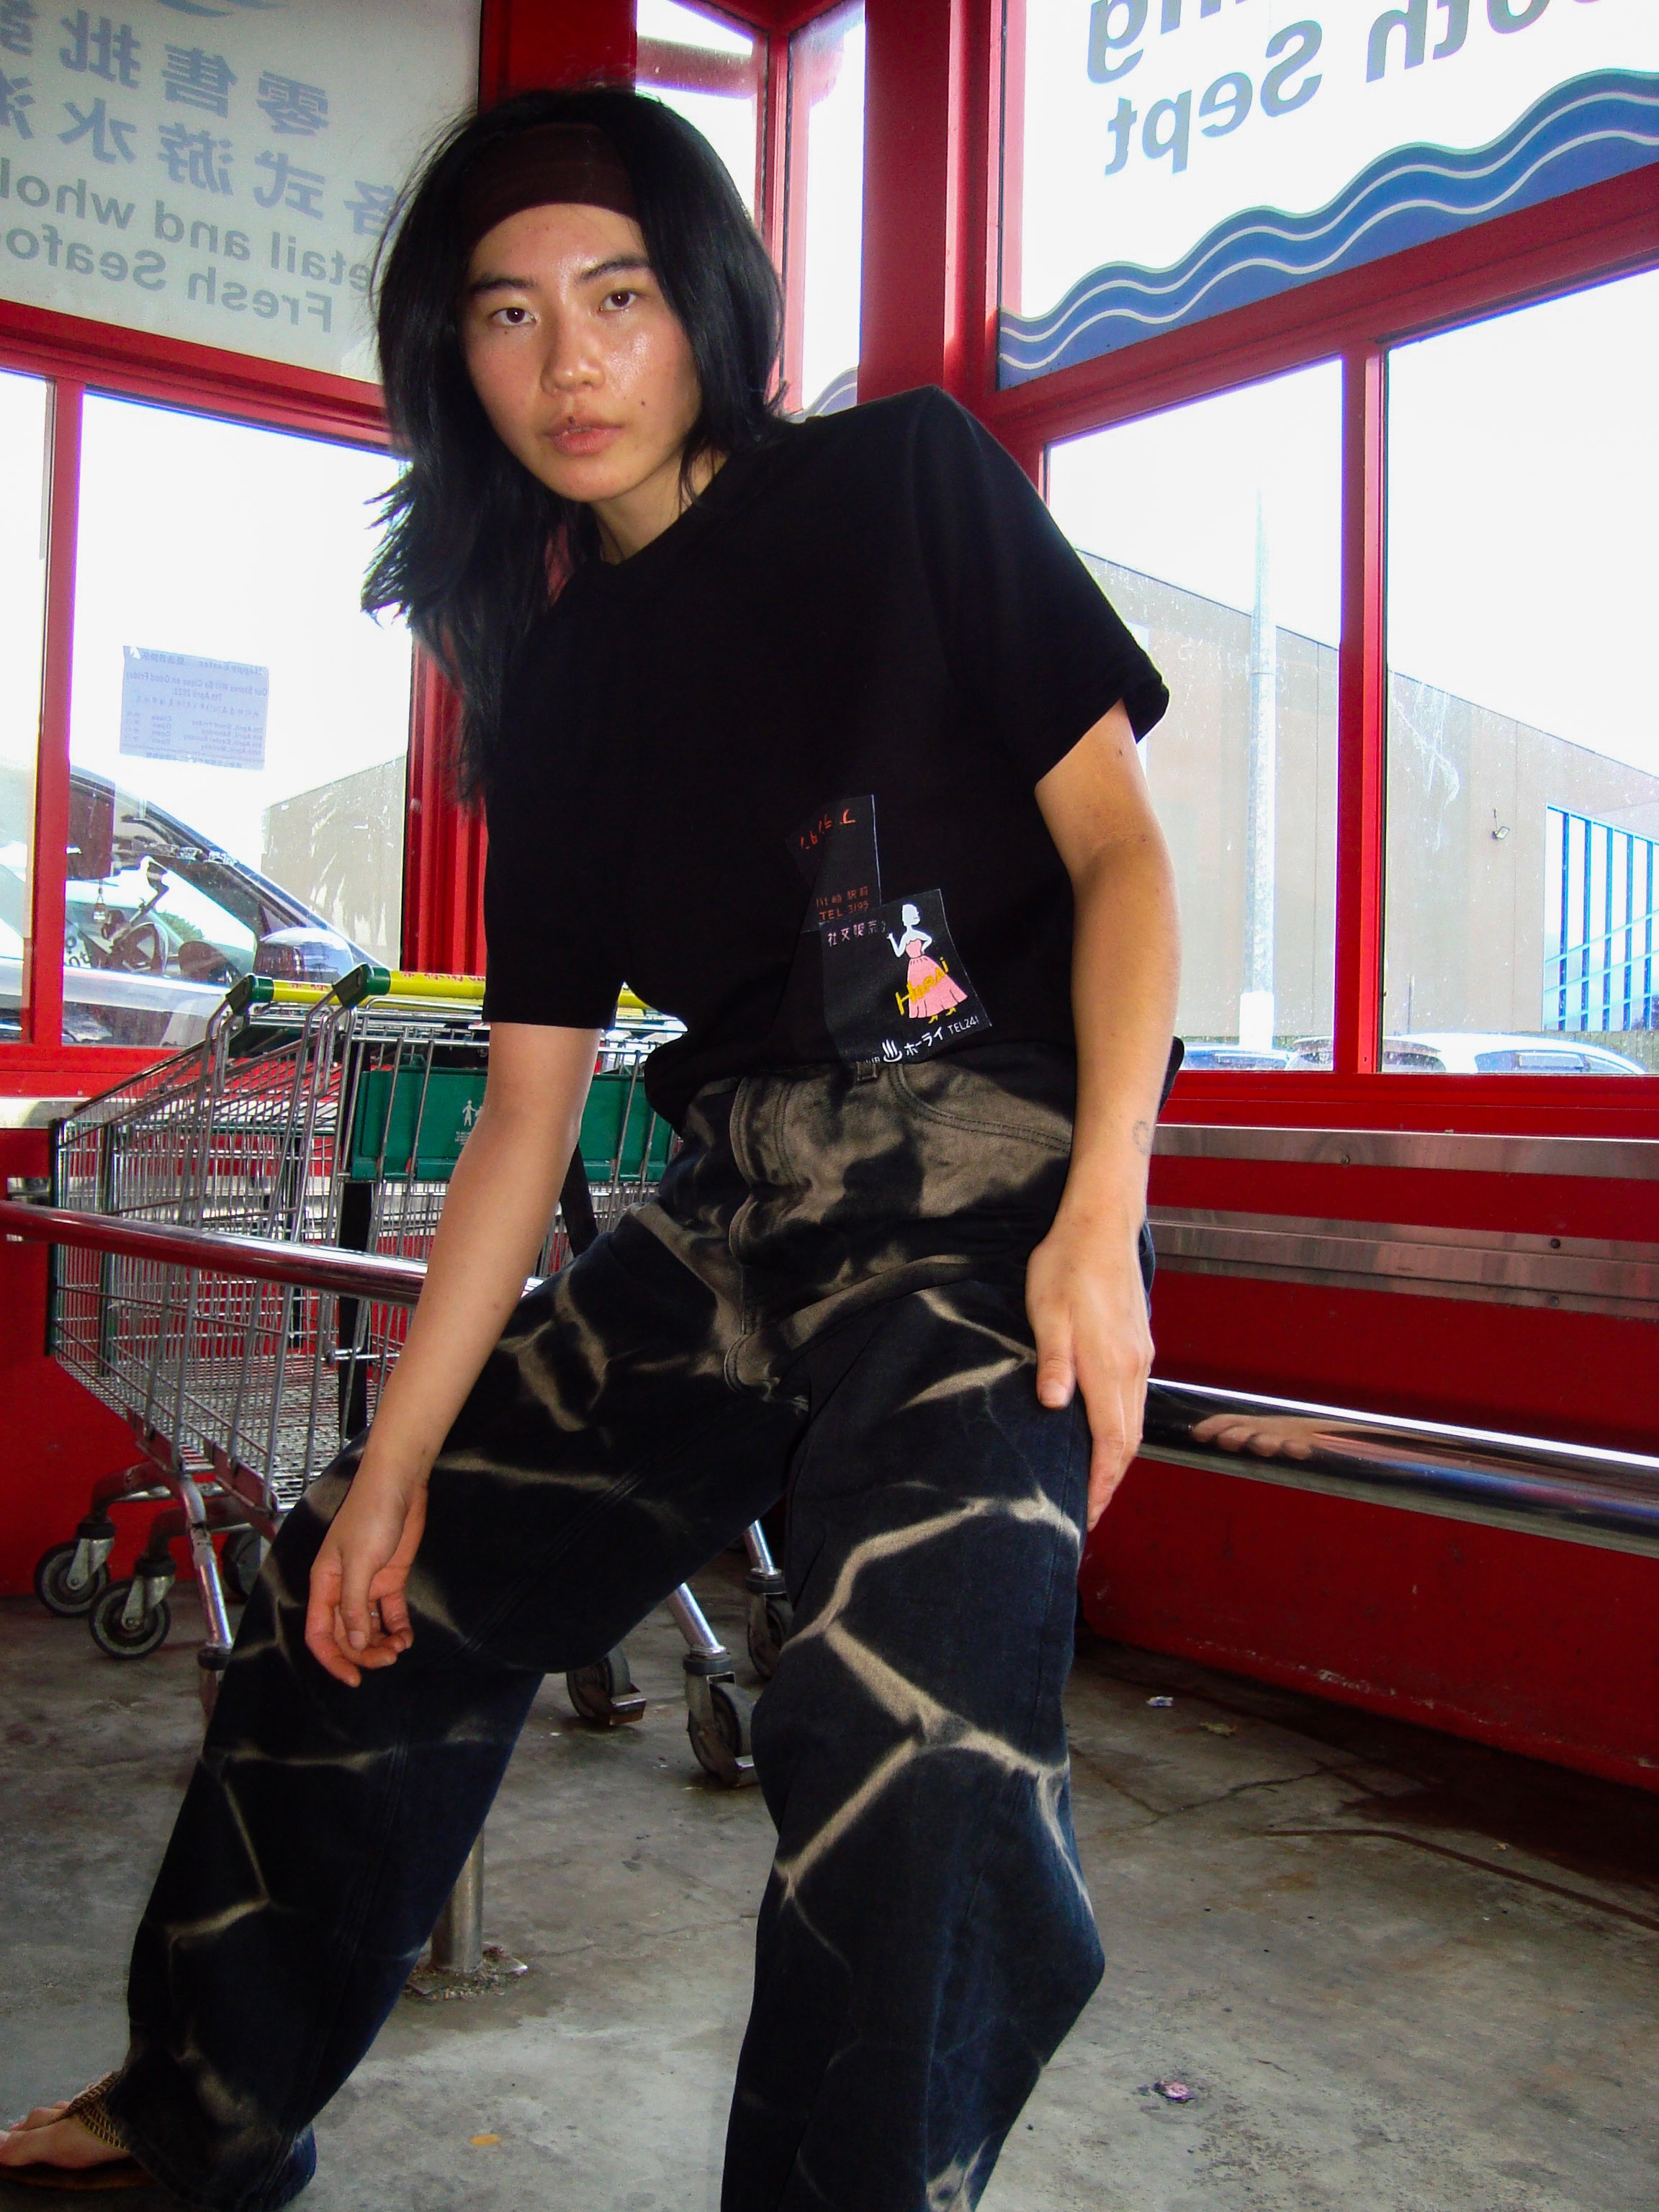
[460,201,704,554]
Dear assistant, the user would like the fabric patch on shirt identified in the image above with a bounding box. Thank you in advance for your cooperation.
[820,889,991,1064]
[789,794,882,931]
[793,793,992,1064]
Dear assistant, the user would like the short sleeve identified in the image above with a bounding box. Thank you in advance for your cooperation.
[480,714,625,1033]
[905,389,1168,783]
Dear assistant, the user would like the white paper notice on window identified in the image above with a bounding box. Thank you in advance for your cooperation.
[119,646,269,771]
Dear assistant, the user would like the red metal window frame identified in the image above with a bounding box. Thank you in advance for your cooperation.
[945,0,1659,1137]
[7,0,1651,1133]
[0,305,396,1092]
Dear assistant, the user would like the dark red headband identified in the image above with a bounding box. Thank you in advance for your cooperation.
[458,123,639,253]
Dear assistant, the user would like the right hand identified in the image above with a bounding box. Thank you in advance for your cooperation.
[304,1470,428,1686]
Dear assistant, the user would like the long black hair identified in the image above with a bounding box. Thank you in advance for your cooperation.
[364,86,783,800]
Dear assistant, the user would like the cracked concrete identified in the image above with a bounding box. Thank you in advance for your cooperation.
[2,1570,1655,2210]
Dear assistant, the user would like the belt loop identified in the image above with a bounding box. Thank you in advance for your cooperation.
[852,1059,881,1084]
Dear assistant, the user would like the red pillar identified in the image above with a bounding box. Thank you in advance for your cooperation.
[857,0,979,405]
[480,0,637,102]
[1334,346,1387,1076]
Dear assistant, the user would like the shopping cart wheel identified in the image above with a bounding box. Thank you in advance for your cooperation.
[222,1529,264,1604]
[565,1646,647,1727]
[89,1579,173,1660]
[687,1678,757,1788]
[746,1593,793,1683]
[33,1540,111,1619]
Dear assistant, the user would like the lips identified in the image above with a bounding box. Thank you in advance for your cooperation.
[549,420,624,457]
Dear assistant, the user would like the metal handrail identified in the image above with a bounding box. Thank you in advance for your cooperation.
[1141,1381,1659,1555]
[0,1197,427,1307]
[5,1198,1657,1554]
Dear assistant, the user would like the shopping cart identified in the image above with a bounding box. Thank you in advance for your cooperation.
[26,965,787,1782]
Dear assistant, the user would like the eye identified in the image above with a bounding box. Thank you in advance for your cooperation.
[490,303,534,328]
[601,287,639,312]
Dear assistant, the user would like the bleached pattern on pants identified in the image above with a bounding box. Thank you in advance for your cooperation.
[105,1048,1118,2212]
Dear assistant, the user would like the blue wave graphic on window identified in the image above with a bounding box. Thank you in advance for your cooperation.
[999,71,1659,386]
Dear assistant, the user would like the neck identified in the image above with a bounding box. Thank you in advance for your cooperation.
[593,445,724,563]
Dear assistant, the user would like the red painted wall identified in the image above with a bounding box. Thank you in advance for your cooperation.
[1076,1142,1659,1794]
[0,1130,153,1596]
[1083,1457,1659,1794]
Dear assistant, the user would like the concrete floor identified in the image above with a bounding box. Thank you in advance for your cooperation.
[2,1566,1656,2212]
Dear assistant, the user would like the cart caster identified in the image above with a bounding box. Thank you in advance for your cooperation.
[89,1576,173,1659]
[745,1576,793,1682]
[222,1528,264,1603]
[685,1660,757,1788]
[565,1645,647,1727]
[34,1526,114,1618]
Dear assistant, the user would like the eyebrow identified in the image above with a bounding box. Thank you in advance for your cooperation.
[466,253,653,299]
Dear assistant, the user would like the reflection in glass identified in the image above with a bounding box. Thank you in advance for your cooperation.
[1047,364,1341,1067]
[63,397,412,1048]
[0,372,50,1043]
[637,0,765,219]
[784,1,865,415]
[1384,271,1659,1075]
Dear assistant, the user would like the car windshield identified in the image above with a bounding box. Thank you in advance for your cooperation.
[0,762,361,1048]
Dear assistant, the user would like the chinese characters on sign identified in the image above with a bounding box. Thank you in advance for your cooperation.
[0,0,479,379]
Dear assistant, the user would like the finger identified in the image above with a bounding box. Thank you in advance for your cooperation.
[1032,1310,1076,1411]
[305,1545,341,1647]
[1084,1358,1148,1527]
[307,1624,360,1687]
[373,1581,414,1647]
[358,1594,408,1660]
[336,1542,379,1654]
[1083,1395,1130,1529]
[305,1552,361,1683]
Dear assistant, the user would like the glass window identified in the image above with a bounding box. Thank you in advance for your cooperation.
[783,1,866,416]
[61,395,411,1048]
[1047,362,1342,1070]
[1382,269,1659,1077]
[999,3,1659,387]
[0,370,50,1045]
[0,0,480,383]
[637,0,767,220]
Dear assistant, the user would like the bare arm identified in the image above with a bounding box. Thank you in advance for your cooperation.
[305,1020,601,1683]
[1030,701,1181,1528]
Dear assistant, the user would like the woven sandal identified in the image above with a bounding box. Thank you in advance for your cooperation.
[1,2075,154,2193]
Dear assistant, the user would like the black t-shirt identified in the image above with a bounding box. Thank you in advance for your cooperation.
[482,387,1167,1128]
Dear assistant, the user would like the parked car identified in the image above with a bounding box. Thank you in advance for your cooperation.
[1177,1041,1318,1071]
[0,766,365,1049]
[1292,1031,1646,1074]
[1392,1031,1647,1075]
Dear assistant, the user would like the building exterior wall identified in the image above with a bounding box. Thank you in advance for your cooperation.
[1085,556,1659,1048]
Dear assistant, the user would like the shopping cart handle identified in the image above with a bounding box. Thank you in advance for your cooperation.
[0,1197,550,1310]
[0,1197,428,1305]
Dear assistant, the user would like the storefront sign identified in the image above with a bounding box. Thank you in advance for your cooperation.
[0,0,478,383]
[120,644,268,770]
[1002,0,1659,385]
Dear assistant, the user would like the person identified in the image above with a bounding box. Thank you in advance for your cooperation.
[0,84,1179,2212]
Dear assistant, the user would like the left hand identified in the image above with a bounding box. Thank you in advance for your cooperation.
[1025,1205,1153,1530]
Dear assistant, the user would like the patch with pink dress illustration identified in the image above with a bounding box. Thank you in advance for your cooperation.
[791,795,991,1065]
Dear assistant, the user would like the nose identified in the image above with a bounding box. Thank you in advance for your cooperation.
[541,319,601,400]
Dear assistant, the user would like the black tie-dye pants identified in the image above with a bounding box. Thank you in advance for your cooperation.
[105,1047,1129,2212]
